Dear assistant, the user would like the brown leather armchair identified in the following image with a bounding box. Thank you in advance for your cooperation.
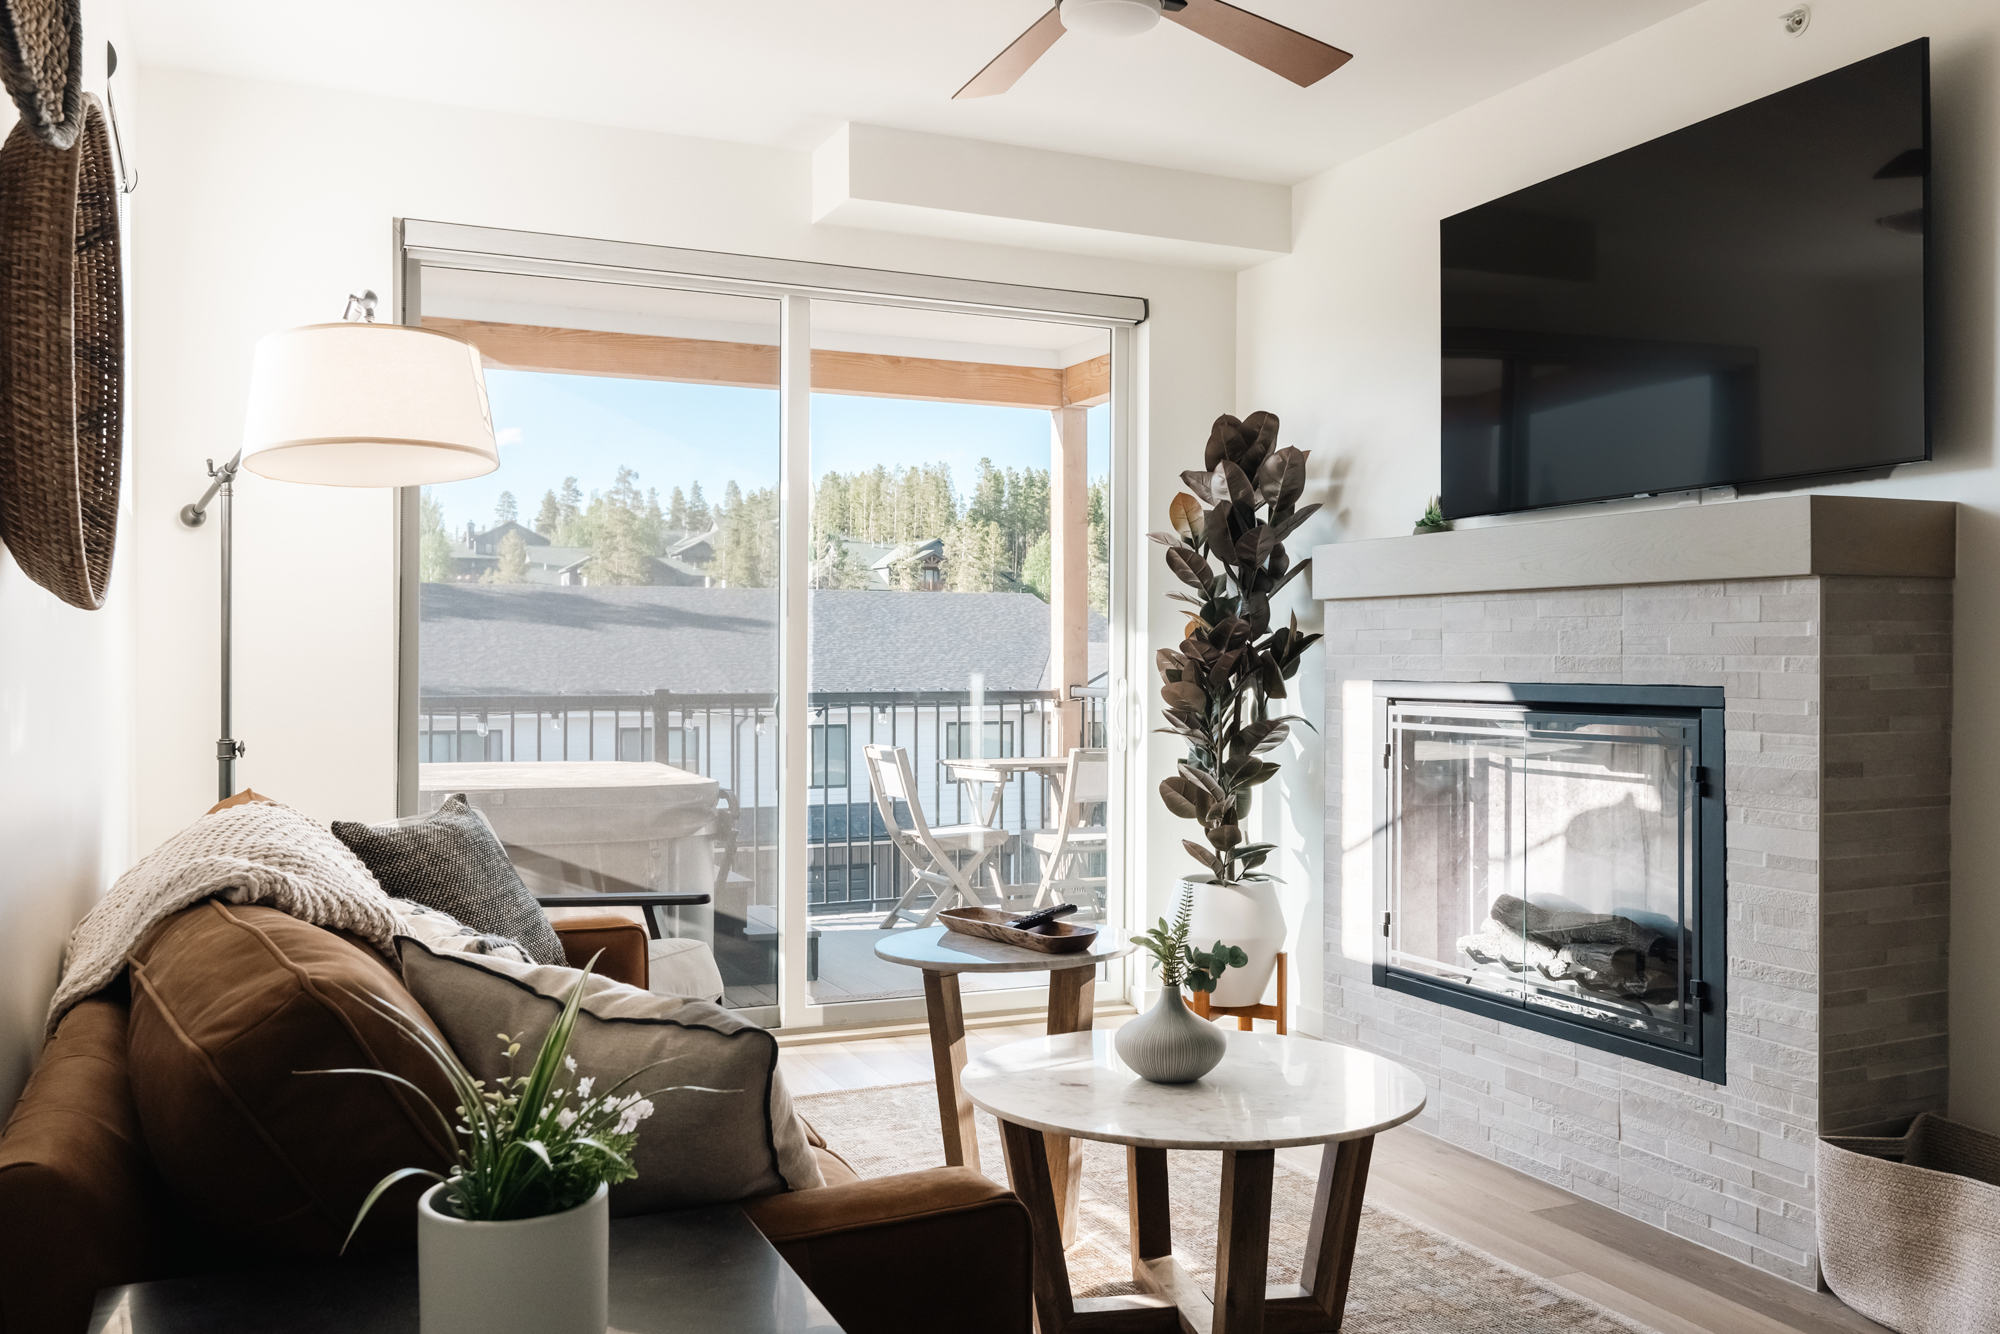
[0,914,1030,1334]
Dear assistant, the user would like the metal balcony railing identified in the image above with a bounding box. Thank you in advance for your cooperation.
[417,688,1106,919]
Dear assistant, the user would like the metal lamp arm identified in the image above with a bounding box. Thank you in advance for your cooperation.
[180,449,246,801]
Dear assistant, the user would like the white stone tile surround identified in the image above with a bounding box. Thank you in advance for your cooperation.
[1319,574,1951,1287]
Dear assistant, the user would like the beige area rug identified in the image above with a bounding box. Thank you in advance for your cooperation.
[797,1081,1660,1334]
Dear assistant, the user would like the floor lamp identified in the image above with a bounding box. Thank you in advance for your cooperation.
[179,291,498,802]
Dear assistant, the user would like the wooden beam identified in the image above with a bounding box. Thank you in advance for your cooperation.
[1049,407,1090,754]
[1062,354,1110,407]
[424,316,1073,411]
[427,317,779,389]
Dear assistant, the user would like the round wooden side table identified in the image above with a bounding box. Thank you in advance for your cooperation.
[963,1029,1426,1334]
[875,924,1133,1240]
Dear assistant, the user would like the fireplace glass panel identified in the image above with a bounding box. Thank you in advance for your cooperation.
[1386,704,1698,1052]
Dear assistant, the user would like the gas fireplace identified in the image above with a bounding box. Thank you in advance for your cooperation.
[1373,683,1726,1082]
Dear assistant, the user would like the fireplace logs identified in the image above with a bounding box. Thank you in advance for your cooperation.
[1457,894,1681,1001]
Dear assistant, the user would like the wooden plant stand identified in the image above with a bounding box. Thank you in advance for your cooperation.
[1190,951,1287,1034]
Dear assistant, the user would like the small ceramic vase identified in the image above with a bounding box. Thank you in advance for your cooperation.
[417,1181,609,1334]
[1115,983,1227,1084]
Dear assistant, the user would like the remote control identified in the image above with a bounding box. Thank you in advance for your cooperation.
[1011,903,1078,933]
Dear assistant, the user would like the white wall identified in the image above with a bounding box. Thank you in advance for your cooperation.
[0,0,139,1110]
[1239,0,2000,1126]
[128,71,1237,967]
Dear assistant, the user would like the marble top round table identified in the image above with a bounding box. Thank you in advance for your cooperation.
[874,925,1134,1232]
[872,923,1131,974]
[964,1029,1427,1334]
[963,1028,1425,1149]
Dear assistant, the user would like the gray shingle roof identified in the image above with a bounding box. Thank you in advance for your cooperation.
[420,584,1106,697]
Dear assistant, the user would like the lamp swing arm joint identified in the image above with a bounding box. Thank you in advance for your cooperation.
[179,450,243,528]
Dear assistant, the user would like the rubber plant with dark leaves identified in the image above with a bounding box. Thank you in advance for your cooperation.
[1151,411,1322,886]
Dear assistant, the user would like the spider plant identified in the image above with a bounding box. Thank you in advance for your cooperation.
[305,958,726,1246]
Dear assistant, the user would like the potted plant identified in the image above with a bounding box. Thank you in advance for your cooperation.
[1413,495,1453,535]
[312,964,706,1334]
[1151,410,1322,1009]
[1115,886,1249,1083]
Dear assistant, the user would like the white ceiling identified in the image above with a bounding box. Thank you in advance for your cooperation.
[126,0,1704,185]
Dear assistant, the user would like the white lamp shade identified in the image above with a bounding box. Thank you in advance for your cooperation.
[240,323,498,487]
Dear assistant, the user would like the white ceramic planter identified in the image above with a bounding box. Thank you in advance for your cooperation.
[1115,985,1227,1083]
[1183,876,1287,1008]
[417,1181,609,1334]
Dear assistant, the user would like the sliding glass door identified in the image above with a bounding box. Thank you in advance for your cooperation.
[398,222,1140,1031]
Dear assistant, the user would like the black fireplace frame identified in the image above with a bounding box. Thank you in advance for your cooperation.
[1371,682,1727,1084]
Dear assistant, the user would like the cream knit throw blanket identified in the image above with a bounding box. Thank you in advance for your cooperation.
[48,800,401,1035]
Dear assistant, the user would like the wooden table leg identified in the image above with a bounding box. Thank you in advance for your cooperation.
[1001,1117,1076,1334]
[1214,1148,1275,1334]
[922,969,979,1176]
[1126,1146,1171,1279]
[1045,966,1095,1244]
[1264,1135,1374,1332]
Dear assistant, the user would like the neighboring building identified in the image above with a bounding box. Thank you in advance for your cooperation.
[446,522,717,587]
[418,583,1103,696]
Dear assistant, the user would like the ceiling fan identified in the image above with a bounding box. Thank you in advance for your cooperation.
[955,0,1353,99]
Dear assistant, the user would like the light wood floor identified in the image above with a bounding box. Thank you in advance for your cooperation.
[778,1021,1888,1334]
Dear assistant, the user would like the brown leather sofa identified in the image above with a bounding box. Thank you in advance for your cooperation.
[0,912,1031,1334]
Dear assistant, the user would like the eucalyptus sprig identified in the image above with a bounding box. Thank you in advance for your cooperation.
[1132,886,1249,994]
[304,957,731,1247]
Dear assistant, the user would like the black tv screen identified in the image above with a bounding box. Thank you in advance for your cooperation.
[1440,39,1929,519]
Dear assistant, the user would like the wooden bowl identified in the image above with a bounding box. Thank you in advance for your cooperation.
[938,907,1098,954]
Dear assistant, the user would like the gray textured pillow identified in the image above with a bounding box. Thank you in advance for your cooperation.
[397,936,822,1213]
[333,795,564,965]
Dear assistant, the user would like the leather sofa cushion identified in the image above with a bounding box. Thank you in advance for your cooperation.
[0,994,186,1334]
[126,902,457,1257]
[812,1145,860,1188]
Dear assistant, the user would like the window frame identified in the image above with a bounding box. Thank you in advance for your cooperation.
[393,219,1144,1033]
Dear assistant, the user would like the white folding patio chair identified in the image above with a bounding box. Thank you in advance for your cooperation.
[863,744,1012,929]
[1023,748,1109,911]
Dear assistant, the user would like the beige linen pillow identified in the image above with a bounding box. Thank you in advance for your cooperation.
[396,937,822,1214]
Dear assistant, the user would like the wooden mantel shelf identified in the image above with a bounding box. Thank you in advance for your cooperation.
[1311,494,1956,601]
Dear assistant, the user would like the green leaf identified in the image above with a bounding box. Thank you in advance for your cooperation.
[340,1166,444,1254]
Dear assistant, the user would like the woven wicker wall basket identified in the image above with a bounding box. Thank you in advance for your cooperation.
[0,0,83,149]
[0,91,122,610]
[1818,1114,2000,1334]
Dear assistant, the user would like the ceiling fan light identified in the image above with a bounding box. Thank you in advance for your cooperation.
[1058,0,1164,39]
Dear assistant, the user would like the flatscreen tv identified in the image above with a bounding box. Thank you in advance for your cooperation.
[1440,39,1929,520]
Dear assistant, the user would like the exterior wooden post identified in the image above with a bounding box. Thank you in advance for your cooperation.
[1049,406,1089,753]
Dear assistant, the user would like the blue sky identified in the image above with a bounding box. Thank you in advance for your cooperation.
[429,370,1111,533]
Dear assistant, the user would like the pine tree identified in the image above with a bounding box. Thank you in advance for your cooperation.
[418,489,455,583]
[495,491,518,526]
[711,484,779,587]
[556,477,584,543]
[1087,476,1109,615]
[535,489,561,538]
[585,467,657,585]
[668,486,688,533]
[1020,531,1052,603]
[686,481,712,533]
[483,529,529,584]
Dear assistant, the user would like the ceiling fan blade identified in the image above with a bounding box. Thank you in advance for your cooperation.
[1164,0,1352,87]
[954,7,1067,99]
